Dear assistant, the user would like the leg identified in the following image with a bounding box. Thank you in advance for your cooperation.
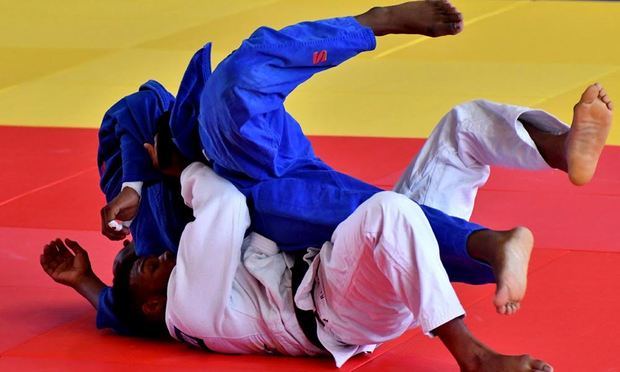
[395,84,613,214]
[318,192,552,371]
[393,99,568,314]
[316,192,464,346]
[197,1,465,180]
[394,99,568,220]
[395,86,613,313]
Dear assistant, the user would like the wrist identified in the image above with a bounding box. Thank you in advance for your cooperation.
[73,272,106,309]
[121,181,143,198]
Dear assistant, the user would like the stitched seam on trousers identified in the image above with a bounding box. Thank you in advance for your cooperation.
[422,144,455,205]
[339,231,377,297]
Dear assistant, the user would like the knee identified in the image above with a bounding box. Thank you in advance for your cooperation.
[361,192,438,260]
[433,100,488,141]
[363,192,426,228]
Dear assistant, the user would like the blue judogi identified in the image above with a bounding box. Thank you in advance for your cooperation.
[97,80,192,331]
[98,17,493,334]
[170,17,492,283]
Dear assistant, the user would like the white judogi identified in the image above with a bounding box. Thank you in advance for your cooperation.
[166,101,570,367]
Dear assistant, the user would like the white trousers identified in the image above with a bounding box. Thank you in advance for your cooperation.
[301,100,570,366]
[394,100,569,219]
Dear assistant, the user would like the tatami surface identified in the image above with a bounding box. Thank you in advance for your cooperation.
[1,1,619,371]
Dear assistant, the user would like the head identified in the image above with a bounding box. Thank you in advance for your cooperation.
[144,111,189,178]
[112,248,177,337]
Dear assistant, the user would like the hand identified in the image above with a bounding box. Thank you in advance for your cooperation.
[40,239,94,288]
[100,186,140,240]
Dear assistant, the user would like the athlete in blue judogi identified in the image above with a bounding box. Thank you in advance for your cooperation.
[94,3,496,333]
[66,1,529,335]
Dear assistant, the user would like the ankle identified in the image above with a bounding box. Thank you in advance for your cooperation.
[458,346,486,372]
[433,318,491,372]
[522,119,569,171]
[466,229,500,267]
[355,6,392,36]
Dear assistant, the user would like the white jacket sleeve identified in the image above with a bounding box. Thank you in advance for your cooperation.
[169,162,250,333]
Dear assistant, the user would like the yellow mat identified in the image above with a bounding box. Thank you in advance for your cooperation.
[1,0,619,143]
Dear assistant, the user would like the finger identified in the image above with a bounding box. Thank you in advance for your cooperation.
[40,251,59,274]
[40,251,54,271]
[44,240,64,263]
[106,228,129,241]
[101,204,121,238]
[43,241,56,257]
[65,238,88,261]
[64,238,85,255]
[54,238,73,258]
[102,224,127,240]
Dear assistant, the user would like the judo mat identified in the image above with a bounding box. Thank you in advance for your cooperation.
[1,0,619,370]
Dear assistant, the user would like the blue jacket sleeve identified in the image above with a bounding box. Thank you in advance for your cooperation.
[98,80,175,199]
[96,286,131,334]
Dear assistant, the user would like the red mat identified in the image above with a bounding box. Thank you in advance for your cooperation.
[1,126,619,371]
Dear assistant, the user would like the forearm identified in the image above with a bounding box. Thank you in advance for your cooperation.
[73,274,107,310]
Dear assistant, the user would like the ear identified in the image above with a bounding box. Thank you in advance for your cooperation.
[141,295,166,320]
[144,142,159,170]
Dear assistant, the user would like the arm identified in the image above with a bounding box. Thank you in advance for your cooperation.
[98,81,175,240]
[40,239,106,309]
[167,162,250,329]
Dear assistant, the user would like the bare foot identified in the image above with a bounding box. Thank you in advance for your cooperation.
[467,351,554,372]
[566,83,613,185]
[491,227,534,315]
[358,0,464,37]
[434,317,553,372]
[390,0,464,36]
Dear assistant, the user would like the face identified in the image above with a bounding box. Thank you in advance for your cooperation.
[129,251,177,299]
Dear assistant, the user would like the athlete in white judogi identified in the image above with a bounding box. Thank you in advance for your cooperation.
[42,82,613,372]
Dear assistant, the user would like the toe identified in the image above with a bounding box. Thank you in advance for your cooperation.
[444,12,463,23]
[429,23,460,37]
[509,303,518,315]
[508,303,517,315]
[581,84,601,104]
[531,359,554,372]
